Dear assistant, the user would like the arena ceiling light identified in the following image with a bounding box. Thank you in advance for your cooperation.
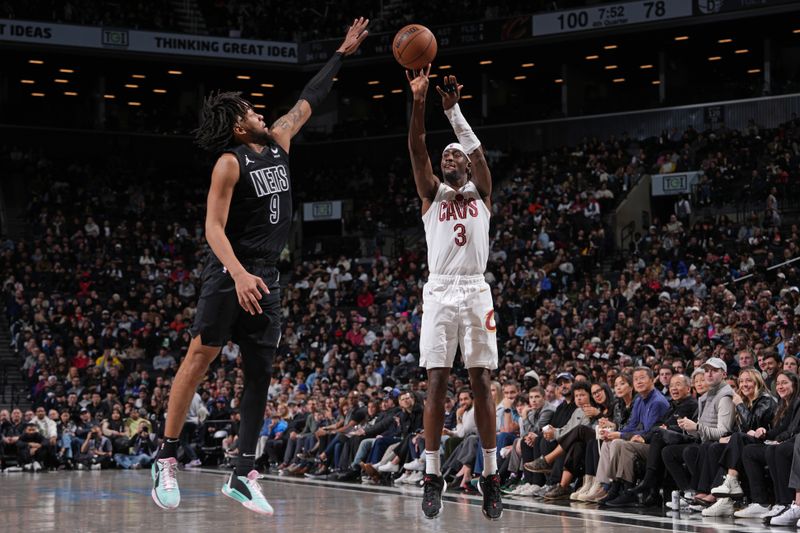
[372,94,384,99]
[794,29,800,34]
[612,78,625,83]
[132,74,146,79]
[428,73,439,78]
[104,94,116,99]
[461,95,473,99]
[250,92,264,97]
[28,59,44,64]
[59,68,74,73]
[604,65,618,70]
[260,83,274,88]
[20,79,34,84]
[554,78,564,84]
[640,64,654,69]
[31,92,45,96]
[253,103,266,108]
[167,70,182,75]
[438,65,451,69]
[708,56,722,61]
[479,60,492,65]
[603,44,618,50]
[674,36,689,41]
[64,91,78,96]
[735,49,749,54]
[54,79,69,83]
[748,68,762,74]
[390,89,403,94]
[521,63,535,67]
[237,75,251,80]
[585,55,599,60]
[124,84,139,88]
[652,80,661,85]
[128,101,141,106]
[718,38,733,43]
[367,80,379,85]
[153,89,167,93]
[513,75,527,80]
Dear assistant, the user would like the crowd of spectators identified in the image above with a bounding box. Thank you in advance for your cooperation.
[0,0,177,32]
[3,112,800,521]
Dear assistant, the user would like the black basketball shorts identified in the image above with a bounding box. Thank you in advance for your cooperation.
[190,258,281,349]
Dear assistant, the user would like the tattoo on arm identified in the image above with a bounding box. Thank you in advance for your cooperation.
[272,101,305,132]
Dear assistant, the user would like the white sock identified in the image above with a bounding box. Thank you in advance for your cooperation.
[482,447,498,476]
[424,450,441,475]
[425,450,442,476]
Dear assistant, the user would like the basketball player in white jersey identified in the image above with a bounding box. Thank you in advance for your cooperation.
[406,65,502,521]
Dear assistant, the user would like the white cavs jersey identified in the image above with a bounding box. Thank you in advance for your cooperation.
[421,181,491,276]
[419,179,498,371]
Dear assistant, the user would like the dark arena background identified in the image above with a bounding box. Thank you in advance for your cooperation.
[2,1,800,532]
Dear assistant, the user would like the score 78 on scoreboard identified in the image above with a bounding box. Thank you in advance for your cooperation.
[532,0,692,36]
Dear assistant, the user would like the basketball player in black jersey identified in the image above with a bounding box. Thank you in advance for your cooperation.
[150,17,369,515]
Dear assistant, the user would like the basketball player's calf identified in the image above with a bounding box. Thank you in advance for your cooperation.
[469,367,503,520]
[220,340,275,515]
[151,338,220,510]
[421,367,451,519]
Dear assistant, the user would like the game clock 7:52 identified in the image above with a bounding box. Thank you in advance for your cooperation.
[532,0,692,36]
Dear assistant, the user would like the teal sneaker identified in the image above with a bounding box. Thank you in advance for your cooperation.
[151,457,181,509]
[222,470,274,516]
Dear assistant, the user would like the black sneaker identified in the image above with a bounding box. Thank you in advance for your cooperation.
[478,474,503,520]
[422,474,447,519]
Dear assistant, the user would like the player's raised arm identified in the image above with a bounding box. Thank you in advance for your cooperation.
[436,74,491,201]
[407,65,440,204]
[270,17,369,153]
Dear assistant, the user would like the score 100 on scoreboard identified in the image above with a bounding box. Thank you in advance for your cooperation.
[532,0,693,36]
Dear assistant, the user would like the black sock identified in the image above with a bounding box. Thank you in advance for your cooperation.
[235,453,256,476]
[158,438,180,459]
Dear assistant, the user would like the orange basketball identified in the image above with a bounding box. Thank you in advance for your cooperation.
[392,24,437,71]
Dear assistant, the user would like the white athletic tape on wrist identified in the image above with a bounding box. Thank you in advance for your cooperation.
[443,104,480,155]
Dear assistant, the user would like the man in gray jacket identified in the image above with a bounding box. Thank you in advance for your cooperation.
[662,358,735,498]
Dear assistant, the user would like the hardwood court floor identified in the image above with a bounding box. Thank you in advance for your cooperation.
[0,469,776,533]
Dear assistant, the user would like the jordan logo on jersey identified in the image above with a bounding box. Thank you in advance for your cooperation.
[438,194,479,222]
[249,165,290,198]
[244,155,255,166]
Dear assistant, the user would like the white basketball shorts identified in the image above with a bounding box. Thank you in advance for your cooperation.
[419,274,498,370]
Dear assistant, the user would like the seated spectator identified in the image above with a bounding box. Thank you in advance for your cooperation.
[77,426,114,470]
[662,358,736,508]
[114,423,158,469]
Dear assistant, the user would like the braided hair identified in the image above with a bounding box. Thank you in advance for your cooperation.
[193,91,252,154]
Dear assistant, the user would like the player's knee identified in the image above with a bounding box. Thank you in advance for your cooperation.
[185,350,216,380]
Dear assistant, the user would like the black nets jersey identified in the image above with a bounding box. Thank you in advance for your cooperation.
[222,142,292,263]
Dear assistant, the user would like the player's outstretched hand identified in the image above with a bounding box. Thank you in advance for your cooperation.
[337,17,370,56]
[436,74,463,111]
[406,64,431,102]
[232,270,269,315]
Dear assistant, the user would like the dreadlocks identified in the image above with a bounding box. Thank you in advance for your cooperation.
[193,91,252,154]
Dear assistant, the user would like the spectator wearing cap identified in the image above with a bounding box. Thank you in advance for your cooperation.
[662,358,736,501]
[124,408,152,439]
[549,372,574,409]
[152,347,177,372]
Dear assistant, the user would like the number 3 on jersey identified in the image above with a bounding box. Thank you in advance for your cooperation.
[453,223,466,246]
[269,194,280,224]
